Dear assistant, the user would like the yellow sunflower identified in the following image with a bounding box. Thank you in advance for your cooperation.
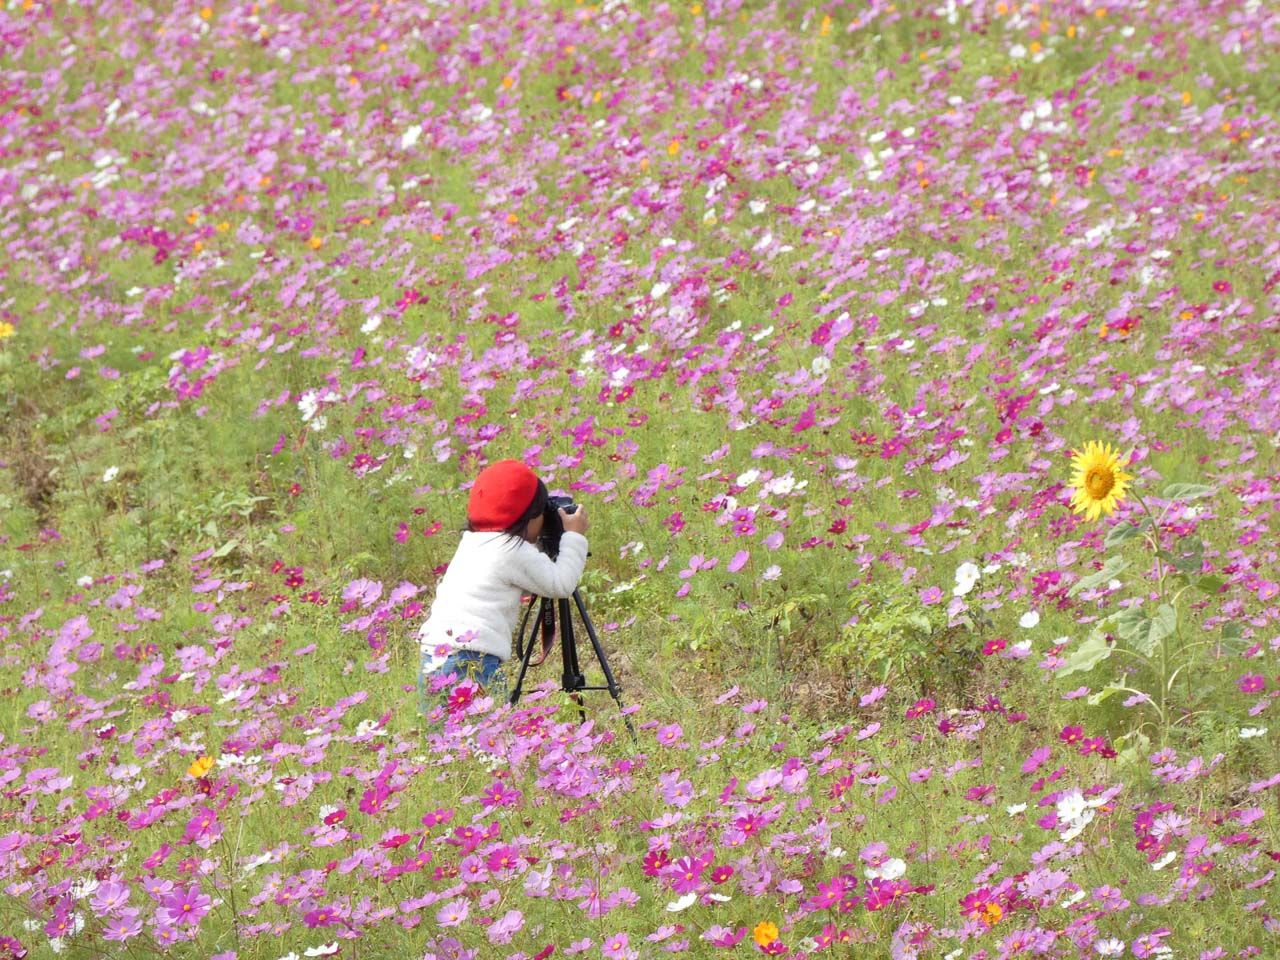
[1068,441,1133,521]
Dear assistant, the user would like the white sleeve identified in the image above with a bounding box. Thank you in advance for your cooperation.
[506,533,588,598]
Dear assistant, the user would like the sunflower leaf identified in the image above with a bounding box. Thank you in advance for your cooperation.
[1104,520,1148,550]
[1161,483,1216,502]
[1124,603,1177,657]
[1170,553,1203,575]
[1115,729,1151,768]
[1087,683,1132,706]
[1156,547,1202,576]
[1058,622,1115,677]
[1068,556,1129,597]
[1113,604,1147,641]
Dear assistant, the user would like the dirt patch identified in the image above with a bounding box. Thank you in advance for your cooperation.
[2,397,59,523]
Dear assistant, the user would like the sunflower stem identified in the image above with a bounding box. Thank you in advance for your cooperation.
[1126,486,1175,743]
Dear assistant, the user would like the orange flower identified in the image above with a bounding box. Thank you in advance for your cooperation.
[187,755,214,778]
[753,922,779,947]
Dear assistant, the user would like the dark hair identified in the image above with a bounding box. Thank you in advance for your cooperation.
[466,478,548,544]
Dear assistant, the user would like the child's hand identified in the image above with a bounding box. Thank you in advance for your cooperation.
[561,505,589,536]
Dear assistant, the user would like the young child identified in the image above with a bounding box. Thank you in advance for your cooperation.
[417,459,589,704]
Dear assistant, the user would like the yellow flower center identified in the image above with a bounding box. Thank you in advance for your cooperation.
[1084,466,1114,499]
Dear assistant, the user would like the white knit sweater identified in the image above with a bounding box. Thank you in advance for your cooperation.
[417,530,588,662]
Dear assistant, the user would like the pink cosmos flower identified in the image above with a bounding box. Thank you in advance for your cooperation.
[435,898,469,927]
[905,698,935,719]
[181,808,222,849]
[101,909,142,942]
[1237,673,1265,693]
[602,932,636,960]
[480,781,521,808]
[656,723,682,745]
[157,885,211,927]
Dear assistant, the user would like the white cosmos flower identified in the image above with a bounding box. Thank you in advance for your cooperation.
[102,466,120,483]
[1055,790,1087,824]
[770,474,798,495]
[1060,808,1094,841]
[1019,611,1040,629]
[244,852,276,875]
[953,561,980,596]
[297,392,319,422]
[1240,727,1268,739]
[865,857,905,881]
[665,893,697,912]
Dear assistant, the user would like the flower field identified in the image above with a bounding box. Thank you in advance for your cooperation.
[2,0,1280,957]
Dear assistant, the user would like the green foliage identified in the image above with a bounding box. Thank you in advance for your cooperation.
[829,580,983,697]
[1058,484,1238,743]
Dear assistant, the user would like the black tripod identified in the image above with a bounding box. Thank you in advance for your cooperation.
[509,589,637,740]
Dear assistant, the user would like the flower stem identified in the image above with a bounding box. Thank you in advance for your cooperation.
[1126,487,1174,743]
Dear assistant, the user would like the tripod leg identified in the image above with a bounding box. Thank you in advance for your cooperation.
[570,589,637,741]
[509,597,550,706]
[558,597,587,722]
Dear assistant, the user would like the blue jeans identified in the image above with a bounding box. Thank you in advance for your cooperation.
[418,650,507,714]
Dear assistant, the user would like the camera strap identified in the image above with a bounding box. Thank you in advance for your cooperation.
[530,597,555,666]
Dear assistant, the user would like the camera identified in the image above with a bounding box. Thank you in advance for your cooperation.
[539,495,577,559]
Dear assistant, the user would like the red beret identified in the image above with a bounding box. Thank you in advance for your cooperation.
[467,460,539,531]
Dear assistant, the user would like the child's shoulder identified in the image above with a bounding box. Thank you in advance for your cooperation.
[458,530,526,556]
